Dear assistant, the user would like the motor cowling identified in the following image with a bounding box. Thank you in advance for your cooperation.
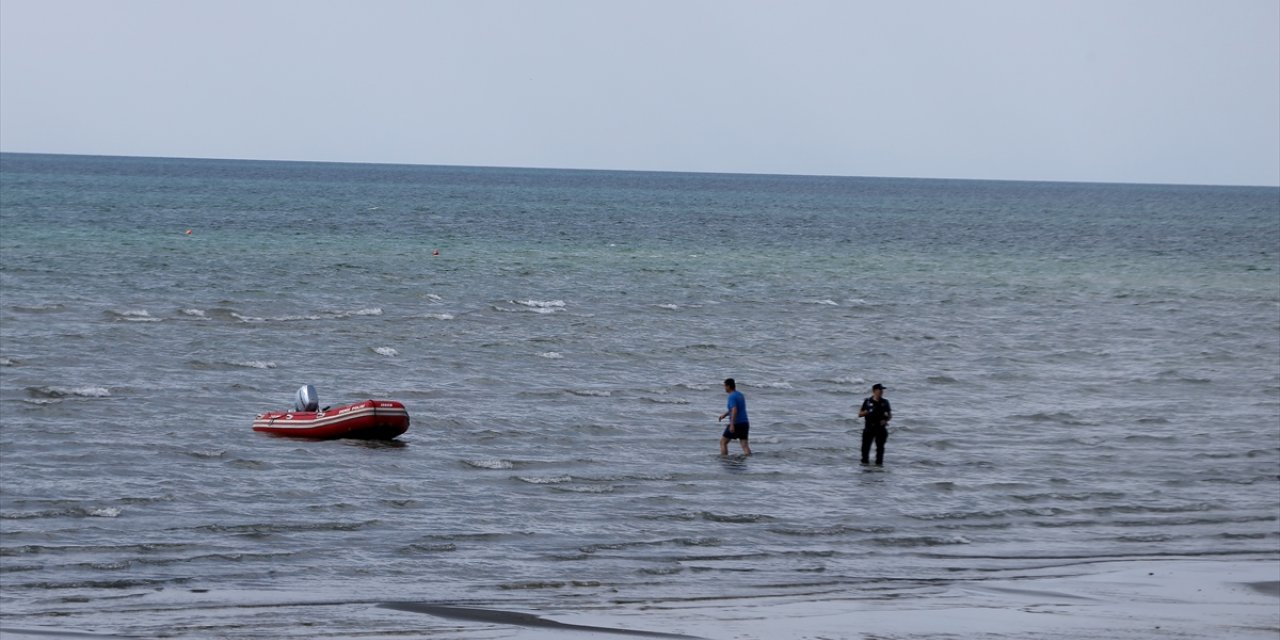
[294,384,319,412]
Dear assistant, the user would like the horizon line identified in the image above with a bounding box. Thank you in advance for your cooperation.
[2,149,1276,190]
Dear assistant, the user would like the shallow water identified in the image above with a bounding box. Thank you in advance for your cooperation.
[1,153,1277,637]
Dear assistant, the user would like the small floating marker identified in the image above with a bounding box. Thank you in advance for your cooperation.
[432,249,440,256]
[184,229,193,235]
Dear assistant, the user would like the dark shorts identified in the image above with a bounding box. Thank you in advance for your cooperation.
[722,422,750,440]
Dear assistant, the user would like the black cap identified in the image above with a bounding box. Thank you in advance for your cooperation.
[871,383,885,390]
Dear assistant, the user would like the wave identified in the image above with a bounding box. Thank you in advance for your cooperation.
[188,359,277,370]
[463,458,515,470]
[583,473,675,483]
[567,389,611,397]
[1123,434,1179,443]
[184,449,226,459]
[232,312,324,323]
[188,520,378,534]
[0,542,195,557]
[373,347,399,357]
[496,580,602,590]
[579,537,723,554]
[677,344,719,352]
[109,309,161,322]
[512,299,565,314]
[12,303,66,313]
[10,576,193,590]
[552,484,615,494]
[640,396,690,405]
[229,360,277,369]
[750,381,794,390]
[699,512,776,524]
[872,534,972,547]
[231,307,383,323]
[1,505,121,519]
[1016,411,1087,425]
[676,382,718,391]
[517,475,573,484]
[25,385,110,399]
[770,524,894,537]
[823,376,866,385]
[401,542,458,553]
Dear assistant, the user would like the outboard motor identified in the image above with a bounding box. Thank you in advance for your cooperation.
[294,384,319,412]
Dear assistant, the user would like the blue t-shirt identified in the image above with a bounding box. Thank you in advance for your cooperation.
[726,390,749,425]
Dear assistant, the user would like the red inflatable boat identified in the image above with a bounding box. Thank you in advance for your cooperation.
[252,399,410,440]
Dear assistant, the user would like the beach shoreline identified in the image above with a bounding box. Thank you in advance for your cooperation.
[3,557,1275,639]
[496,557,1280,640]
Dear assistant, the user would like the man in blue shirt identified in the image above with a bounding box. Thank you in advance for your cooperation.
[718,378,752,456]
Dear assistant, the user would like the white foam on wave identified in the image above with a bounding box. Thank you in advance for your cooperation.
[373,347,399,357]
[229,360,277,369]
[657,304,679,310]
[423,313,455,320]
[88,507,121,518]
[539,352,564,359]
[180,308,208,318]
[569,389,611,397]
[0,357,16,367]
[751,381,794,390]
[806,299,840,306]
[464,458,514,470]
[425,294,444,302]
[31,385,111,398]
[517,475,573,485]
[232,308,383,322]
[232,312,324,323]
[514,300,565,313]
[555,484,615,494]
[114,309,162,322]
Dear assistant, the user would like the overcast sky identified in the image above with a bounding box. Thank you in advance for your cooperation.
[1,0,1277,186]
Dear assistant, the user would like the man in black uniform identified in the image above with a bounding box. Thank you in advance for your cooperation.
[858,383,892,465]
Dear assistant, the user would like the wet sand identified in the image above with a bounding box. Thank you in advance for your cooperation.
[391,559,1280,640]
[1,559,1275,639]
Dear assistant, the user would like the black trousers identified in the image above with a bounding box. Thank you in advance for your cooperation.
[861,425,887,464]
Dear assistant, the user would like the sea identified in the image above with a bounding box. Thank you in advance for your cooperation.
[1,152,1277,639]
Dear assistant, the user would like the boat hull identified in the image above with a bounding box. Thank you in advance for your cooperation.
[252,400,409,440]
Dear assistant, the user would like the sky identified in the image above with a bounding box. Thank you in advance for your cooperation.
[1,0,1277,186]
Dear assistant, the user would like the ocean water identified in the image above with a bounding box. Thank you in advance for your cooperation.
[0,153,1277,638]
